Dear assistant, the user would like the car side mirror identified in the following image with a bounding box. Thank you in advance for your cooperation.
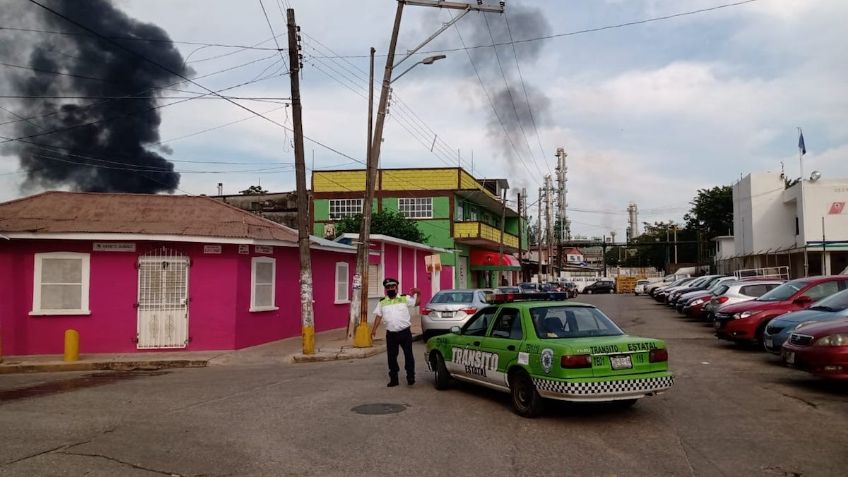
[450,326,461,334]
[794,295,813,306]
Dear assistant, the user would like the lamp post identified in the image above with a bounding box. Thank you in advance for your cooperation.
[352,0,503,349]
[391,54,446,83]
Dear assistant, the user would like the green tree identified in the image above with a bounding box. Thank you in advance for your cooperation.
[335,210,428,244]
[240,185,268,195]
[683,186,733,240]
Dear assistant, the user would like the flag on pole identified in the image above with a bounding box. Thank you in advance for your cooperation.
[798,130,806,155]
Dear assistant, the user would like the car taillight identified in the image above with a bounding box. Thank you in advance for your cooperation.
[421,308,432,315]
[560,354,592,368]
[716,296,729,304]
[649,349,669,362]
[462,308,477,315]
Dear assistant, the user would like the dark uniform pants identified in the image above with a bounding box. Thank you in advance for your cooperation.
[386,327,415,382]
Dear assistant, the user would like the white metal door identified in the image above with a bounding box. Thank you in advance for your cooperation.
[137,248,189,349]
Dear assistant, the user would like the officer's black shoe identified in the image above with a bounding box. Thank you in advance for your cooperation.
[387,380,399,387]
[407,378,415,385]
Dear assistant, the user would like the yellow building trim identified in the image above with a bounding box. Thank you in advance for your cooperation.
[313,171,366,192]
[454,221,519,248]
[381,169,458,190]
[459,171,498,201]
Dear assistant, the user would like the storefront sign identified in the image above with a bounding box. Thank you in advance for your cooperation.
[93,242,136,252]
[204,245,222,254]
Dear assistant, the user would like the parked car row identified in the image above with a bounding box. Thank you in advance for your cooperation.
[642,274,848,380]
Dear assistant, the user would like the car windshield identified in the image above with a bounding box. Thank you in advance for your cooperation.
[431,291,474,303]
[637,280,650,285]
[810,289,848,312]
[530,306,624,339]
[519,283,536,290]
[756,280,808,302]
[495,287,520,294]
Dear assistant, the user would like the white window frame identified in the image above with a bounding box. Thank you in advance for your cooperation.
[329,199,364,220]
[398,197,433,219]
[31,252,91,316]
[250,256,278,312]
[335,262,350,304]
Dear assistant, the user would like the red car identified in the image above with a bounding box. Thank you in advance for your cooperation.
[782,318,848,379]
[713,276,848,345]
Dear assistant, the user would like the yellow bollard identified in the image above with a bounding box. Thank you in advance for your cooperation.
[64,329,80,362]
[353,322,372,348]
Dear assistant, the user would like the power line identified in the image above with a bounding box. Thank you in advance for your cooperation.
[0,52,281,128]
[503,11,550,176]
[0,25,286,51]
[298,0,762,59]
[257,0,290,74]
[449,10,539,184]
[481,12,545,177]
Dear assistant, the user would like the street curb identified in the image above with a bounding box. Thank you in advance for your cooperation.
[0,359,208,375]
[289,333,422,363]
[290,344,387,363]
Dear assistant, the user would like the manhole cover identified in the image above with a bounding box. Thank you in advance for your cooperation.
[351,403,407,415]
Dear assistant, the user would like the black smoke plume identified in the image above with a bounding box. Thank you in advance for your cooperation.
[0,0,190,193]
[462,4,552,179]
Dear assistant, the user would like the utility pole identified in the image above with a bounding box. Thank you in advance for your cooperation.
[353,0,503,347]
[545,174,554,282]
[287,9,314,354]
[538,187,543,283]
[497,188,508,286]
[555,147,566,278]
[350,47,378,346]
[673,224,678,265]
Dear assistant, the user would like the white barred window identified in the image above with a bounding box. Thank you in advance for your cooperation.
[329,199,363,220]
[398,197,433,219]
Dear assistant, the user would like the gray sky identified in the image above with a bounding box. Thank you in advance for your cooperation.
[1,0,846,240]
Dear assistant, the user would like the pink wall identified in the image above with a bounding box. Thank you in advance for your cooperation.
[0,239,356,356]
[233,248,355,349]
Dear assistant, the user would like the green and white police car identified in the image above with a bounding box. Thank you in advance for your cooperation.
[424,294,674,417]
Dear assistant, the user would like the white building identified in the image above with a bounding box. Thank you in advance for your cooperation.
[719,171,848,278]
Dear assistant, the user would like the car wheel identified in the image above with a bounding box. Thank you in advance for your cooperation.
[432,352,451,390]
[509,370,543,418]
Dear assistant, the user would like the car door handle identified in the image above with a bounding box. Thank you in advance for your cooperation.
[507,345,515,351]
[472,341,480,346]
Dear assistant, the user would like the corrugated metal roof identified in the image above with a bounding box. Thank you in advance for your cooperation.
[0,191,300,242]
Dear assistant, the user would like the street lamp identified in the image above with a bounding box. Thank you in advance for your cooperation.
[391,54,447,83]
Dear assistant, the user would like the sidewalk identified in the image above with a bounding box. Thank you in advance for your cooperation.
[0,313,423,374]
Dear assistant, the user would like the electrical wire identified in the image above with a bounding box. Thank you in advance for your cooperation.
[448,10,539,184]
[481,13,545,177]
[257,0,290,74]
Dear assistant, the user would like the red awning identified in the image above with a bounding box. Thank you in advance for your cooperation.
[469,250,521,270]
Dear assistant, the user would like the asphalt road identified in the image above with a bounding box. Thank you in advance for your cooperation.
[1,294,847,476]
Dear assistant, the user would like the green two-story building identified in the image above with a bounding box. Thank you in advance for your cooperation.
[310,167,527,289]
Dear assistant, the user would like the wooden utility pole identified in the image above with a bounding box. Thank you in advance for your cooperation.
[498,187,508,286]
[351,46,379,347]
[287,8,314,354]
[537,187,543,283]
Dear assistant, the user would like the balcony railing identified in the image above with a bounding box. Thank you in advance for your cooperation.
[454,221,519,249]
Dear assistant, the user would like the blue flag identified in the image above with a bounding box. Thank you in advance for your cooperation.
[798,130,806,155]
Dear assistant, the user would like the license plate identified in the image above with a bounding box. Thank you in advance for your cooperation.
[783,351,795,365]
[610,355,632,370]
[440,311,454,318]
[764,337,773,348]
[713,321,721,330]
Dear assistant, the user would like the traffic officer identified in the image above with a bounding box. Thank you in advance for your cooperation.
[371,278,420,387]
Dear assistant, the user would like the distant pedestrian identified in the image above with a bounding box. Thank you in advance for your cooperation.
[371,278,420,387]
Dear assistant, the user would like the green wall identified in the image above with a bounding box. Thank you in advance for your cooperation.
[314,199,329,221]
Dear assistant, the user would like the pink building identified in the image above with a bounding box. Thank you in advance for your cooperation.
[334,233,453,317]
[0,192,357,356]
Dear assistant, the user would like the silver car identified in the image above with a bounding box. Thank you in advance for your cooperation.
[421,289,493,340]
[705,280,785,321]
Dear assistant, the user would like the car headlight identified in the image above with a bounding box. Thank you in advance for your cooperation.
[814,334,848,347]
[735,310,761,319]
